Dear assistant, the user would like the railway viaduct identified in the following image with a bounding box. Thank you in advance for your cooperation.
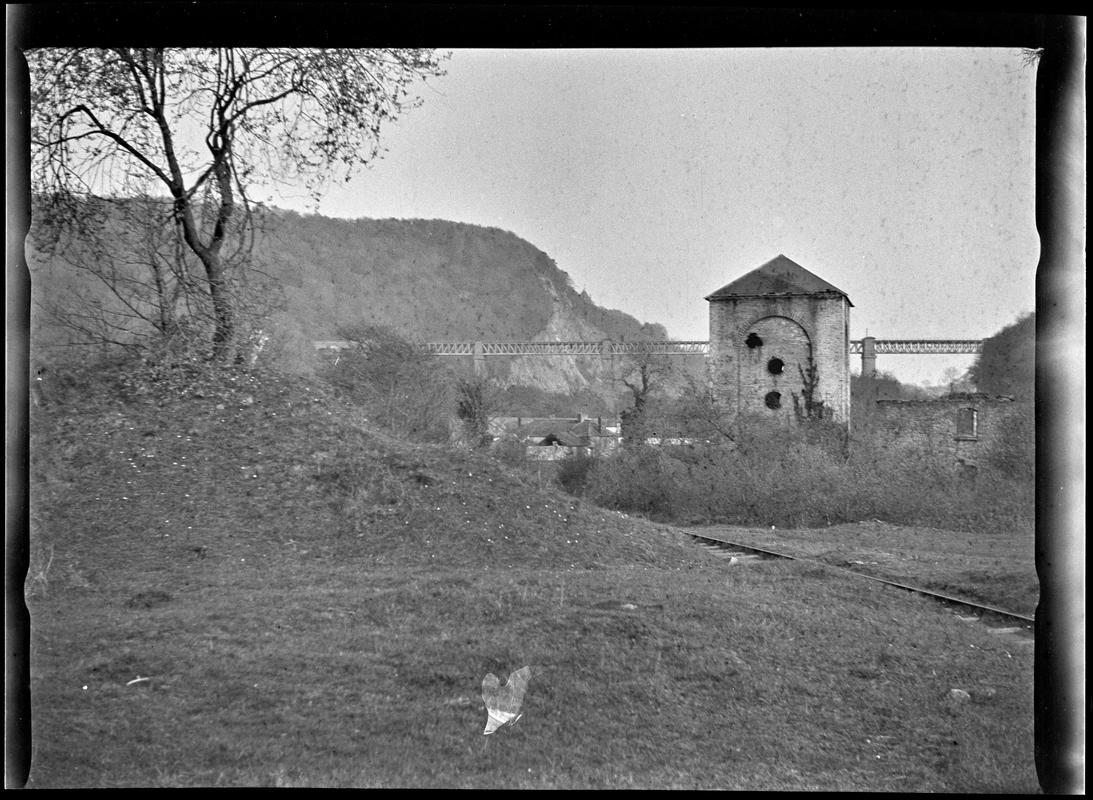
[314,337,983,376]
[314,254,983,426]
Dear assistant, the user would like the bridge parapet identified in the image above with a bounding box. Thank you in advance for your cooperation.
[849,339,983,355]
[313,339,982,375]
[314,340,712,356]
[609,341,710,355]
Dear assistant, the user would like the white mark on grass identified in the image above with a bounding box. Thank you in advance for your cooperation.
[482,666,531,735]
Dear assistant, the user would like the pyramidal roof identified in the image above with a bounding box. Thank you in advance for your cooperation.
[705,254,852,305]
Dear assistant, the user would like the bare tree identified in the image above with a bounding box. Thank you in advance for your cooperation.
[617,345,675,443]
[28,48,448,361]
[456,375,502,448]
[30,193,257,355]
[672,374,737,443]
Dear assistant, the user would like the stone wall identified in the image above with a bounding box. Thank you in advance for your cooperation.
[707,293,850,423]
[870,394,1031,471]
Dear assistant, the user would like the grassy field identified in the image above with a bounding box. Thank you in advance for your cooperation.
[691,522,1038,619]
[21,366,1038,789]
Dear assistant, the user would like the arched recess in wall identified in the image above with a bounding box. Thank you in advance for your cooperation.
[736,315,813,418]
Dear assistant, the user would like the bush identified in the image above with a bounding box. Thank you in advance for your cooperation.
[554,451,597,497]
[115,327,266,403]
[582,445,686,521]
[491,436,528,469]
[318,324,453,443]
[28,331,273,412]
[455,376,501,449]
[575,418,1034,534]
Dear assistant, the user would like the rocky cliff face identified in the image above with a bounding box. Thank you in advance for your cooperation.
[504,274,619,396]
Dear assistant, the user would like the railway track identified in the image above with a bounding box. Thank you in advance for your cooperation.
[685,529,1035,642]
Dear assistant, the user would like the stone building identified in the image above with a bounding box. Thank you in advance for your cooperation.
[706,254,851,424]
[869,393,1031,473]
[490,415,621,461]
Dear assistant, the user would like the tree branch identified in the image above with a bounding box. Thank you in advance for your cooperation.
[48,104,173,187]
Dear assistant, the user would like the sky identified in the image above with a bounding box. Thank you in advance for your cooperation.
[264,47,1040,386]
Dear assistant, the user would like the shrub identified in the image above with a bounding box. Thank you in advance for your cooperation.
[554,451,596,497]
[455,376,501,449]
[318,324,453,443]
[115,324,266,403]
[492,436,528,469]
[575,418,1033,534]
[583,445,685,521]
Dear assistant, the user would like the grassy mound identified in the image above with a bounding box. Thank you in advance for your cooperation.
[29,365,702,578]
[23,365,1037,790]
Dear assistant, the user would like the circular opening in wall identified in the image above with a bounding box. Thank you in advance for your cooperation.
[745,332,763,349]
[764,391,782,409]
[767,357,785,375]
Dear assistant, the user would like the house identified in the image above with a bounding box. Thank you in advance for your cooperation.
[491,414,621,461]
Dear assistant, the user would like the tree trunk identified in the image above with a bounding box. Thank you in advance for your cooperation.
[148,253,176,335]
[203,252,235,362]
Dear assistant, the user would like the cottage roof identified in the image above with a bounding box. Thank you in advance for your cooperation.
[540,430,588,447]
[515,418,597,446]
[705,254,852,305]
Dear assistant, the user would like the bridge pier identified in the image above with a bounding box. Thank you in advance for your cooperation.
[861,336,877,378]
[473,341,485,376]
[601,339,617,415]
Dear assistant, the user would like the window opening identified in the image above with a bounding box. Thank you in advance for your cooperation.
[745,332,763,349]
[764,391,782,409]
[956,407,978,439]
[767,357,784,375]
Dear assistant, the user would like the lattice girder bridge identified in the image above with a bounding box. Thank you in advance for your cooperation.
[313,338,982,377]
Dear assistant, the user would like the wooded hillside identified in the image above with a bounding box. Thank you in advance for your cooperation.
[969,312,1035,400]
[259,211,667,342]
[28,204,669,392]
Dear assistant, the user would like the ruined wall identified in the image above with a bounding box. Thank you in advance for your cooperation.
[707,293,850,423]
[870,394,1030,470]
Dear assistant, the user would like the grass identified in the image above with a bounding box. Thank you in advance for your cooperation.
[692,522,1038,618]
[22,364,1038,789]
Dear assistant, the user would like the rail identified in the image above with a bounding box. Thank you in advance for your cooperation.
[686,529,1034,630]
